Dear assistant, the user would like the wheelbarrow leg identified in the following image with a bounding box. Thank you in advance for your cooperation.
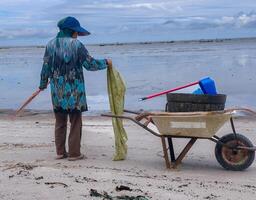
[167,137,176,162]
[161,137,171,169]
[172,138,197,168]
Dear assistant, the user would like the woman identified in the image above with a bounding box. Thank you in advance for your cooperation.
[39,16,112,161]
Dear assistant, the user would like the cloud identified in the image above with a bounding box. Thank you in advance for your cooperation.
[163,11,256,30]
[235,11,256,27]
[0,28,55,39]
[78,1,183,12]
[0,0,256,45]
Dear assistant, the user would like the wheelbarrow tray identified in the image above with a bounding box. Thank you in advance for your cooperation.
[150,111,232,138]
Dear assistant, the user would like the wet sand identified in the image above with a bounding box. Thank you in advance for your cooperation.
[0,113,256,199]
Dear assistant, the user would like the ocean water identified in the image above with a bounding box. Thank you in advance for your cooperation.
[0,38,256,114]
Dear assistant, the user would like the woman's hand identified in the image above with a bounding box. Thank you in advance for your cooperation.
[106,59,112,68]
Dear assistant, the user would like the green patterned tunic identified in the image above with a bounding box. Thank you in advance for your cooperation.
[39,36,107,113]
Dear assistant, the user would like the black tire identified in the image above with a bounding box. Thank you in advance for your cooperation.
[215,133,255,171]
[166,93,227,104]
[166,93,226,112]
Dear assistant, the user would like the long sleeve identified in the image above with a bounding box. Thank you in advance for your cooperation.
[78,43,107,71]
[39,46,50,89]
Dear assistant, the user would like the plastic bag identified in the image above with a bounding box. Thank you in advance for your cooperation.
[107,66,128,160]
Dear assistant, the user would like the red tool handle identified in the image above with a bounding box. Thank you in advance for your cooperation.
[139,81,199,101]
[15,89,42,116]
[14,82,50,117]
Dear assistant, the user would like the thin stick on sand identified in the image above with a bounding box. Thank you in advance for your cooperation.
[45,182,68,187]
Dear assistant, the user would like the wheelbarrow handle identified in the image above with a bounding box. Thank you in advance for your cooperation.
[123,109,141,115]
[101,113,133,120]
[225,108,256,116]
[101,113,163,138]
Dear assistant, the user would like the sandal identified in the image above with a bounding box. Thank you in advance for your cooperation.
[68,154,85,161]
[55,153,68,160]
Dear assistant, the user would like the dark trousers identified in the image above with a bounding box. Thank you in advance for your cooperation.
[54,112,82,157]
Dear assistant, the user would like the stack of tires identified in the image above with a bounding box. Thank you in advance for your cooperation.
[166,93,226,112]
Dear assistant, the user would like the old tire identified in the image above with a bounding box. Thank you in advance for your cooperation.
[215,133,255,171]
[167,93,227,104]
[166,93,226,112]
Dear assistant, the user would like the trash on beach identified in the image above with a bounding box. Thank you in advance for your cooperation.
[75,176,97,183]
[34,176,44,180]
[116,185,132,192]
[90,189,112,199]
[45,182,68,188]
[2,162,37,171]
[89,189,149,200]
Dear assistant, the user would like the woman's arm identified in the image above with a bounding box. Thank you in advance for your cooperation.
[78,43,109,71]
[39,46,50,90]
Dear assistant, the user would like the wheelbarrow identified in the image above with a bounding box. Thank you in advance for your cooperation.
[102,109,256,171]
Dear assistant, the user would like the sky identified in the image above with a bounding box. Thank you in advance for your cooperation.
[0,0,256,46]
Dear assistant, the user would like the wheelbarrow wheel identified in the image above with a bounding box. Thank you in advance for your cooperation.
[215,133,255,171]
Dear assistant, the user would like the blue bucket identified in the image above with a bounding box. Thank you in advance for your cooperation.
[192,87,204,94]
[199,77,217,95]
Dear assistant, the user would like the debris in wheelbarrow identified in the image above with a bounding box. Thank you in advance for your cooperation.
[102,108,256,171]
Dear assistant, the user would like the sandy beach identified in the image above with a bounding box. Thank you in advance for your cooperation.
[1,1,256,200]
[0,112,256,200]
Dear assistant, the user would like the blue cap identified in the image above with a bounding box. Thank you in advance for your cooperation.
[57,16,90,36]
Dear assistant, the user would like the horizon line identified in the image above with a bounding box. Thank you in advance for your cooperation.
[0,36,256,49]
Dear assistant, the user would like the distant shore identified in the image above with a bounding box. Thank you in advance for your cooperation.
[1,37,256,49]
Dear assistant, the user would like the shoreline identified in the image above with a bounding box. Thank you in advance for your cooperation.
[1,36,256,49]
